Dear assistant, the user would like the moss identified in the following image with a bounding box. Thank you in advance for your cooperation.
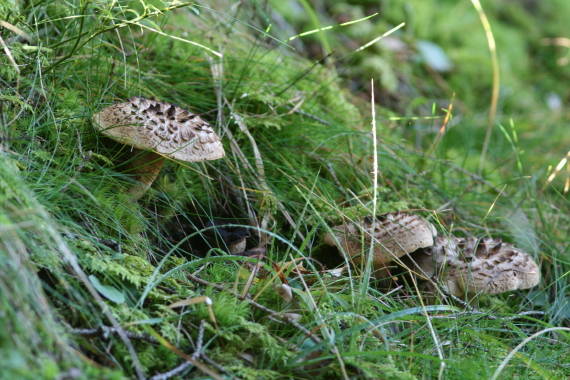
[1,0,568,379]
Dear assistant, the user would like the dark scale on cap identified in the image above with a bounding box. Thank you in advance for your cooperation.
[146,103,160,113]
[178,117,192,124]
[168,124,178,133]
[167,105,176,119]
[376,214,388,222]
[181,129,195,141]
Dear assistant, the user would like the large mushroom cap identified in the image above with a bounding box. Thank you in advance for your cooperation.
[415,236,540,296]
[92,97,224,161]
[324,212,437,270]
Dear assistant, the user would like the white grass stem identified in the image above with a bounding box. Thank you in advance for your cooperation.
[361,79,378,297]
[354,23,405,53]
[289,12,379,41]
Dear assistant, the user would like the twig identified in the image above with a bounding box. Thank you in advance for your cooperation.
[292,108,332,127]
[62,231,121,252]
[149,320,227,380]
[72,323,226,380]
[150,362,192,380]
[187,273,321,344]
[192,320,205,360]
[201,354,229,375]
[71,326,158,345]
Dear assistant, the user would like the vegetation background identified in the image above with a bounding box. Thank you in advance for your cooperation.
[0,0,568,379]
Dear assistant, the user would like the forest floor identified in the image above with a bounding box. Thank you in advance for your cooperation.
[1,1,569,379]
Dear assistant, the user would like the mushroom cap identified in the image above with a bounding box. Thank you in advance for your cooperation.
[205,220,250,254]
[92,97,224,162]
[324,212,437,268]
[415,236,540,296]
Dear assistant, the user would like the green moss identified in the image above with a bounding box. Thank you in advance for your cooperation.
[1,0,568,379]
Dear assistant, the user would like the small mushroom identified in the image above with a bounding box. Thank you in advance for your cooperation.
[205,220,250,254]
[324,212,437,277]
[92,97,225,200]
[414,236,540,296]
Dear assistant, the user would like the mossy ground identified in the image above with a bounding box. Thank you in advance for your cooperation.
[1,1,568,379]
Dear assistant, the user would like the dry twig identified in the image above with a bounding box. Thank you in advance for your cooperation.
[71,326,158,345]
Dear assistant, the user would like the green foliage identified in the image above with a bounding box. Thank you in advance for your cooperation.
[0,0,568,379]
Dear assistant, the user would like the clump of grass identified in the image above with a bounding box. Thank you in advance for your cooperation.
[1,0,568,379]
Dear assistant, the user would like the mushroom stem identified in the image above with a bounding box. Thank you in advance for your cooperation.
[127,150,165,201]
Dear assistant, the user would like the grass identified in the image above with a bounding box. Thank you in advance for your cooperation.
[1,0,569,379]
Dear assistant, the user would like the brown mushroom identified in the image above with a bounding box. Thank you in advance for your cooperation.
[324,212,437,278]
[205,220,250,254]
[92,97,225,200]
[413,236,540,297]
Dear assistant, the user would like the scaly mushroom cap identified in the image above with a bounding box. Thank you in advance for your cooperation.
[324,212,437,269]
[92,97,225,161]
[415,236,540,296]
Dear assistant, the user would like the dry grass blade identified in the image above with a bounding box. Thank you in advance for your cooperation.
[544,150,570,193]
[0,35,20,91]
[354,22,406,53]
[0,20,32,40]
[169,296,217,327]
[168,295,213,309]
[289,12,379,41]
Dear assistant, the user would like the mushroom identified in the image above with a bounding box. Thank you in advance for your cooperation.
[205,220,251,254]
[324,212,437,278]
[92,97,225,200]
[413,236,540,297]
